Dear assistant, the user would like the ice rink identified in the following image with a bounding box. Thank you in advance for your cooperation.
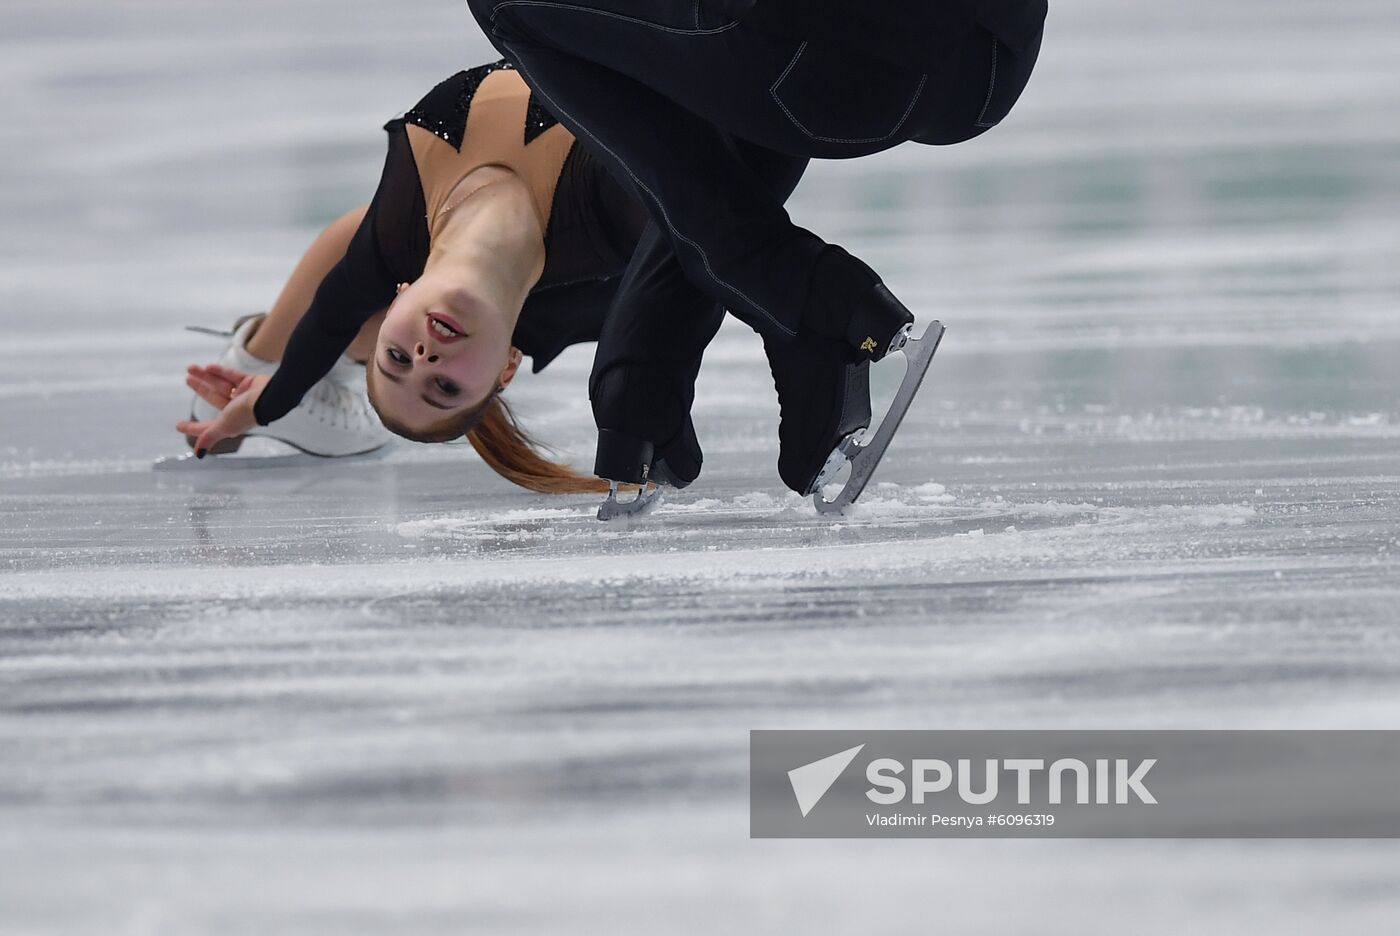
[3,0,1400,931]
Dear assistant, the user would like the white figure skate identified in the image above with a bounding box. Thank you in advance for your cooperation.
[156,315,392,471]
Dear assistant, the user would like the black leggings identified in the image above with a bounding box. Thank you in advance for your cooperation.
[469,0,1043,344]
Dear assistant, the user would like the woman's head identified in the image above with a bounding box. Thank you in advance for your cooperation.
[367,274,522,442]
[363,276,609,495]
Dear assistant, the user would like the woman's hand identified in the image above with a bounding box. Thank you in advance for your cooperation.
[176,364,271,457]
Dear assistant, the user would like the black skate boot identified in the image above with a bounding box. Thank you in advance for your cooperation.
[585,221,724,520]
[765,333,873,496]
[801,246,915,362]
[792,251,947,512]
[590,362,704,521]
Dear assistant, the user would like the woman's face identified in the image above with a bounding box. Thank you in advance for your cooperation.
[370,277,520,433]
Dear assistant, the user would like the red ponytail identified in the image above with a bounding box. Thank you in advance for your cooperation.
[466,397,609,494]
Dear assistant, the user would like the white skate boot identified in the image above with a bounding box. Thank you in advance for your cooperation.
[178,314,392,463]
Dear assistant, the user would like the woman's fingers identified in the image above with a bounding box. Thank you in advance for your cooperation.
[192,423,228,457]
[201,395,258,457]
[174,419,221,456]
[174,415,232,457]
[174,372,265,457]
[175,416,231,457]
[206,363,252,386]
[188,364,238,398]
[185,374,231,411]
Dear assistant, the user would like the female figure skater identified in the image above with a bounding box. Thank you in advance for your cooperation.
[182,201,617,492]
[179,60,661,493]
[465,0,1048,511]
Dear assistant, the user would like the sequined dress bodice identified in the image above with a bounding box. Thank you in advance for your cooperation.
[397,62,571,239]
[252,61,648,427]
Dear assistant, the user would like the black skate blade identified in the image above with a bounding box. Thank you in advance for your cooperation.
[597,482,664,521]
[813,322,945,516]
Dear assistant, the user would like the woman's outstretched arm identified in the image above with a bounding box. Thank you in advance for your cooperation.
[181,121,428,451]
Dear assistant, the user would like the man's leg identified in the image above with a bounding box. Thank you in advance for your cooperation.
[590,229,879,496]
[589,134,872,495]
[589,221,723,487]
[721,138,876,495]
[590,136,812,486]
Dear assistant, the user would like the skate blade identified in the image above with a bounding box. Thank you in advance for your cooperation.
[184,324,235,338]
[184,313,263,339]
[154,439,393,472]
[597,482,664,521]
[813,321,945,516]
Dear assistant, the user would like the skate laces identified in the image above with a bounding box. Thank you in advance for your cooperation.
[301,378,368,432]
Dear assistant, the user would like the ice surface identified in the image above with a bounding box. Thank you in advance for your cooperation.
[3,0,1400,932]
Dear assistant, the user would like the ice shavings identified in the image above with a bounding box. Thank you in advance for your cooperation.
[395,507,589,541]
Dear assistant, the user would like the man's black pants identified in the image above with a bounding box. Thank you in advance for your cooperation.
[468,0,1043,488]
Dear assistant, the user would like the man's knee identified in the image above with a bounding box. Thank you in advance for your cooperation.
[467,0,532,45]
[467,0,510,42]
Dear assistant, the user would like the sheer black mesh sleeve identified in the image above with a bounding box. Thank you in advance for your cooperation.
[253,123,430,426]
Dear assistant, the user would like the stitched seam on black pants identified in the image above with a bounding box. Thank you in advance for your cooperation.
[770,42,929,145]
[502,46,795,336]
[975,41,1000,128]
[491,1,739,36]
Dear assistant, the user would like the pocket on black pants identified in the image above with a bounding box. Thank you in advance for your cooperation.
[915,25,1043,146]
[770,42,928,146]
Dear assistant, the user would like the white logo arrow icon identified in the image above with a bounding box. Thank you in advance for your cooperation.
[788,744,866,817]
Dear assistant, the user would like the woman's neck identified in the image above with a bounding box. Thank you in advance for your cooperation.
[425,169,546,324]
